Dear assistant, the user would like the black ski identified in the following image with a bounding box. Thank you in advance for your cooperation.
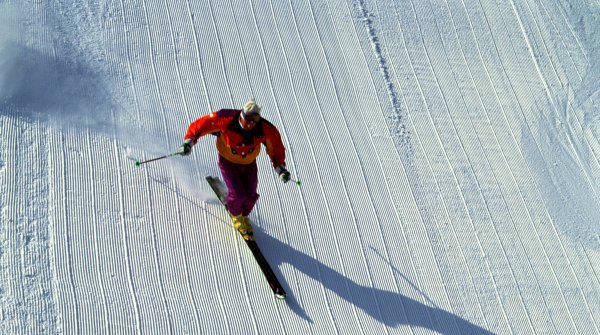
[206,176,287,299]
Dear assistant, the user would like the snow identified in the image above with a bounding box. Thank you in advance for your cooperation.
[1,0,599,334]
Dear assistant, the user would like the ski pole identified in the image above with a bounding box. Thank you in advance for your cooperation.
[290,178,302,187]
[134,152,180,167]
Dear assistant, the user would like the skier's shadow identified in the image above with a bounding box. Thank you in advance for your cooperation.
[153,178,491,333]
[253,226,492,334]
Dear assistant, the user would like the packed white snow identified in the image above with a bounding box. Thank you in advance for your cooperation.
[1,0,599,334]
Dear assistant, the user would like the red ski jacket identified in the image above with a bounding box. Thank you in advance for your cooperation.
[185,109,286,168]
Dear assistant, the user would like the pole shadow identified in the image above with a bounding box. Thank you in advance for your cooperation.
[152,177,492,334]
[252,226,493,334]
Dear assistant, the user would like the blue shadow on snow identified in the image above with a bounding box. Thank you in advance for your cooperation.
[0,42,116,133]
[252,226,492,334]
[153,174,492,334]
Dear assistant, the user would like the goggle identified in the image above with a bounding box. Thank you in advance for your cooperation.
[242,110,261,123]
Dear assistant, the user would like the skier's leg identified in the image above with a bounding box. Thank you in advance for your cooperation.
[241,161,259,217]
[217,155,246,216]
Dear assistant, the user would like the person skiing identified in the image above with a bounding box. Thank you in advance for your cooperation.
[178,99,290,240]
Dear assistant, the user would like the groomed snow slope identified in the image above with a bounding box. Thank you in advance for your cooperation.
[1,0,599,334]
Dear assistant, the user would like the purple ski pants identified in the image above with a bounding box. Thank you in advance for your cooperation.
[218,155,259,217]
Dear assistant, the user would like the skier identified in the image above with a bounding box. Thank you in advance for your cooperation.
[178,99,291,240]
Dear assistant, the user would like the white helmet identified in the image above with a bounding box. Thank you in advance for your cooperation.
[243,99,261,115]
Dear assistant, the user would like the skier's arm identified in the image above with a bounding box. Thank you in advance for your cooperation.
[265,129,290,183]
[264,124,286,169]
[185,112,224,143]
[179,111,226,156]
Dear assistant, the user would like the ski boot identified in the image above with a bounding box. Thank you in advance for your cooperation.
[231,215,254,241]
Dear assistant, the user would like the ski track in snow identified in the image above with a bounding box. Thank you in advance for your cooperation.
[355,0,410,148]
[0,0,599,334]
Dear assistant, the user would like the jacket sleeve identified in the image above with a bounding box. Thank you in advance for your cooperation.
[185,112,223,143]
[264,124,286,169]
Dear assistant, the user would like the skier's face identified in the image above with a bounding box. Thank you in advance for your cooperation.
[240,111,260,130]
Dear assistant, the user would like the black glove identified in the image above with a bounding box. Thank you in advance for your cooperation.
[275,165,291,183]
[178,139,194,156]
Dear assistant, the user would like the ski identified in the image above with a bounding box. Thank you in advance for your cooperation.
[206,176,287,299]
